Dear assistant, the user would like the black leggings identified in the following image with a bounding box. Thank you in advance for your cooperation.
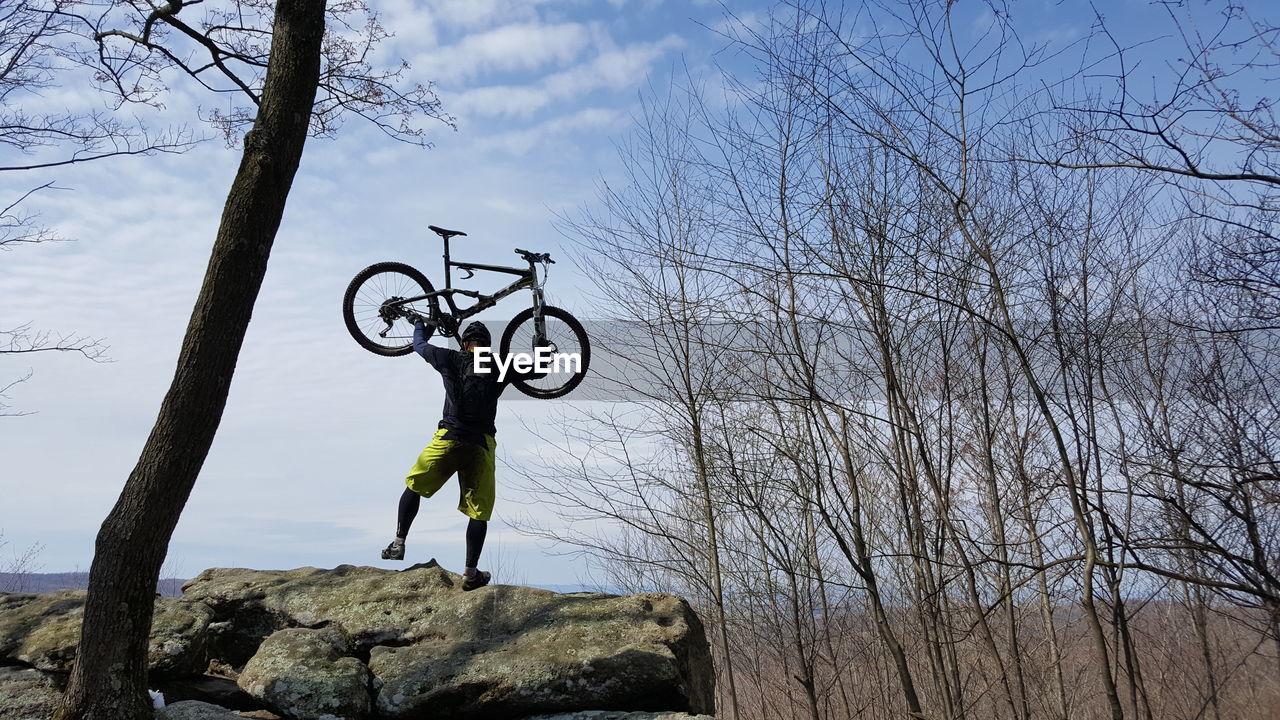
[397,487,488,569]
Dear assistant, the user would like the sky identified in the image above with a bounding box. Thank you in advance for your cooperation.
[0,0,1226,588]
[0,0,757,587]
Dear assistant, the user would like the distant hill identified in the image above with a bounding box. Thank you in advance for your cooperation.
[0,572,187,597]
[0,572,606,597]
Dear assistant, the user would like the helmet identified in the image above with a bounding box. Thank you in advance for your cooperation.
[461,321,491,346]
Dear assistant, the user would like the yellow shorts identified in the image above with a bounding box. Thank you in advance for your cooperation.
[404,428,497,521]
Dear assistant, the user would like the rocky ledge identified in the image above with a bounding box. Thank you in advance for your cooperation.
[0,563,716,720]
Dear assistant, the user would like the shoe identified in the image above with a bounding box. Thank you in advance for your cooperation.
[381,541,405,561]
[462,569,491,591]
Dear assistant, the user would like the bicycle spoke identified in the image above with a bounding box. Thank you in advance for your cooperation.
[506,315,586,394]
[343,264,436,355]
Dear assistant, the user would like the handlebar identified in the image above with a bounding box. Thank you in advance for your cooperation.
[515,248,555,264]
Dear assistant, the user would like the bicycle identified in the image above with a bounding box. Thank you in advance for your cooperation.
[342,224,590,399]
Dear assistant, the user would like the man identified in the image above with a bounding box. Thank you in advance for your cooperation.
[381,317,534,591]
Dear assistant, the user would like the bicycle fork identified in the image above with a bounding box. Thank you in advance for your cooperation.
[531,287,549,347]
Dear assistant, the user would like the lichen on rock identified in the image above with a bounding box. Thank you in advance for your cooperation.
[1,564,717,720]
[237,624,372,720]
[0,590,213,675]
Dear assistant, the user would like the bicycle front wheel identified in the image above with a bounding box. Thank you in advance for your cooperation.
[343,262,437,356]
[499,306,590,399]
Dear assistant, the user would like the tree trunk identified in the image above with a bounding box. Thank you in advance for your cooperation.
[816,410,925,719]
[53,3,325,718]
[690,420,739,720]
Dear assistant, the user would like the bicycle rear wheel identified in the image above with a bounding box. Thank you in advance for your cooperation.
[499,305,590,399]
[343,262,437,356]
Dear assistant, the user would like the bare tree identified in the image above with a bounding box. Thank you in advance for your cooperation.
[0,530,45,592]
[43,2,450,718]
[0,0,192,175]
[543,2,1280,720]
[0,0,195,414]
[0,323,106,416]
[1028,0,1280,675]
[1032,2,1280,334]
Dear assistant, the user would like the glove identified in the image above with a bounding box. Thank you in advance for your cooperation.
[401,309,426,326]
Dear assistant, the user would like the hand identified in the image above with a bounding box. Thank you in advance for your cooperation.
[401,309,426,326]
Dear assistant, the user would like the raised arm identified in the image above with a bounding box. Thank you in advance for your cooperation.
[413,319,456,372]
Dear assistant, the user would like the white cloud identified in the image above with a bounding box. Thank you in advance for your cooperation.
[379,2,440,51]
[413,21,595,85]
[477,107,627,155]
[426,0,561,31]
[451,34,685,118]
[448,85,553,119]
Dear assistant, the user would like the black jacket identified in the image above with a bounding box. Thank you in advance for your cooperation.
[412,323,535,445]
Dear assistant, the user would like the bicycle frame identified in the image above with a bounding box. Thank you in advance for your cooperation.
[386,234,547,338]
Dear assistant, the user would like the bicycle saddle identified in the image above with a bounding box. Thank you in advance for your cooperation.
[429,225,467,240]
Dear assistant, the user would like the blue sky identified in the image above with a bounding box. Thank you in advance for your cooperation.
[1,0,1232,586]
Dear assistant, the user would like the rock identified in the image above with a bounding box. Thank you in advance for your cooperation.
[0,664,63,720]
[155,700,246,720]
[181,564,456,663]
[237,625,372,720]
[0,590,213,675]
[0,565,716,719]
[150,598,217,675]
[183,565,715,717]
[0,591,82,671]
[369,592,701,719]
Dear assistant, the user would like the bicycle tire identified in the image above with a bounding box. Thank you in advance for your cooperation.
[499,305,590,399]
[343,262,437,356]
